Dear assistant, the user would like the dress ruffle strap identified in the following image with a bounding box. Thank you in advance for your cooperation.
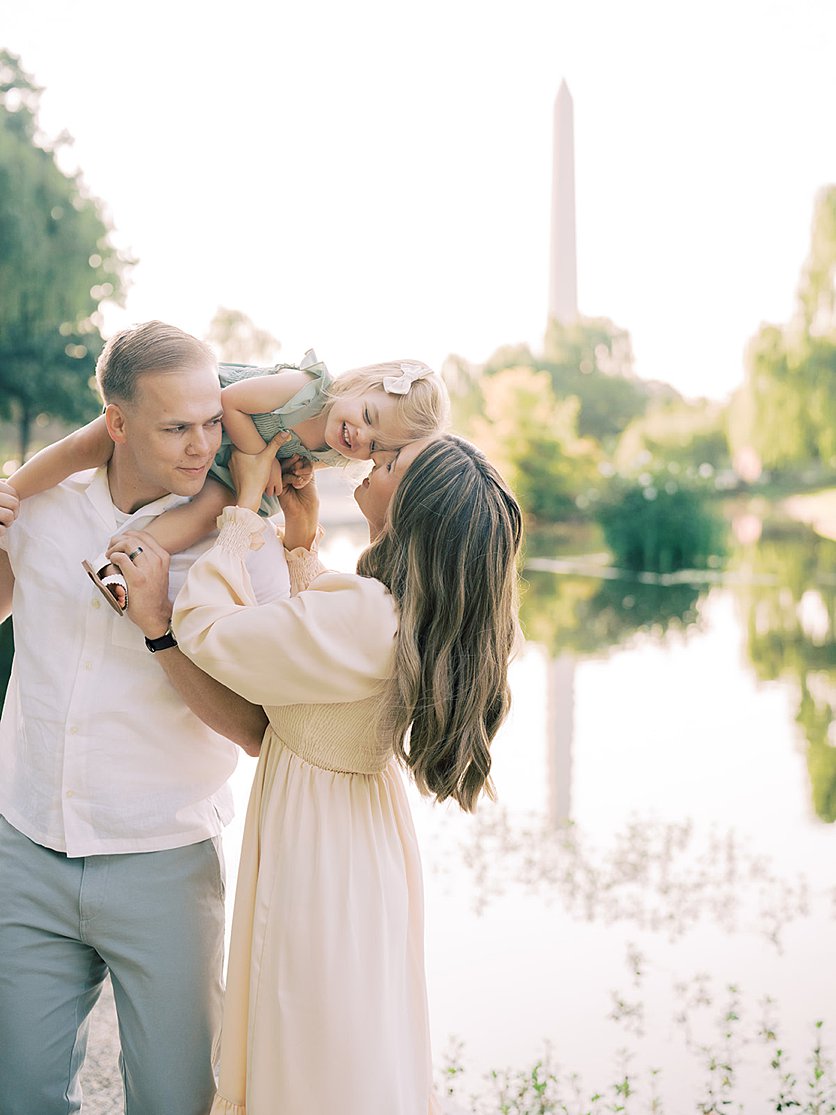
[210,1093,246,1115]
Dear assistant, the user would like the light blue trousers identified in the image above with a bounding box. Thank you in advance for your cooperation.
[0,816,226,1115]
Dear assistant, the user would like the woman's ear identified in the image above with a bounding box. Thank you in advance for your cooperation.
[104,402,128,445]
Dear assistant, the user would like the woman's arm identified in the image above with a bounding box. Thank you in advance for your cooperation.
[172,507,397,707]
[221,370,312,453]
[9,415,112,500]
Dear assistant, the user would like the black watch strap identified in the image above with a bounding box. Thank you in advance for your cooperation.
[144,624,178,653]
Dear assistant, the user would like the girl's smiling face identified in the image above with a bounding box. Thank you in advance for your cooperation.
[323,388,410,460]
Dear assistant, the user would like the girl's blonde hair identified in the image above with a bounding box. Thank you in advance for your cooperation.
[357,435,523,812]
[325,361,450,444]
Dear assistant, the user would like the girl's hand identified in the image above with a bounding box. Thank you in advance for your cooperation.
[281,454,313,490]
[228,433,291,512]
[0,480,20,533]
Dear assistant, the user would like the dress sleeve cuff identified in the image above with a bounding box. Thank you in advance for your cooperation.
[215,506,268,558]
[284,525,327,595]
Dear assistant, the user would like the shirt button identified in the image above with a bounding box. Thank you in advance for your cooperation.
[92,598,101,609]
[69,726,79,735]
[83,661,92,671]
[65,790,75,798]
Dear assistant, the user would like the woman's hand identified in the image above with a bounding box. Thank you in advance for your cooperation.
[228,433,292,512]
[278,468,320,551]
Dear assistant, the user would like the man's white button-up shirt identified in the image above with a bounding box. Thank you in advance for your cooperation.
[0,467,261,858]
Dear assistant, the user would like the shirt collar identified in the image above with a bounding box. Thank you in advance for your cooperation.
[82,466,192,530]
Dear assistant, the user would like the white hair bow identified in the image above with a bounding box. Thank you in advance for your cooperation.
[382,361,433,396]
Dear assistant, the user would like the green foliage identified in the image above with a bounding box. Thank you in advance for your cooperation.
[441,974,836,1113]
[797,185,836,334]
[444,317,718,527]
[467,366,601,522]
[615,398,731,476]
[732,186,836,475]
[0,50,131,460]
[595,477,727,574]
[542,315,658,444]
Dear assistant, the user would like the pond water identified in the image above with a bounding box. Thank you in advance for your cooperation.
[223,502,836,1112]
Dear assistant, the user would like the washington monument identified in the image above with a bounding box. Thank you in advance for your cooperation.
[548,80,578,326]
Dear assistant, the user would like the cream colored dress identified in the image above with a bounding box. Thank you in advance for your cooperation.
[173,507,440,1115]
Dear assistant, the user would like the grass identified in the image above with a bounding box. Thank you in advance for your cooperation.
[438,968,836,1114]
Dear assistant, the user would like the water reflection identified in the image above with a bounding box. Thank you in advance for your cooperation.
[520,562,706,828]
[522,519,836,829]
[735,523,836,823]
[440,806,813,950]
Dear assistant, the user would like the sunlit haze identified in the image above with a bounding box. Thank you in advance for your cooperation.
[6,0,836,400]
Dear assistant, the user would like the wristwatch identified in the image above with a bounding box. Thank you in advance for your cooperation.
[144,624,178,653]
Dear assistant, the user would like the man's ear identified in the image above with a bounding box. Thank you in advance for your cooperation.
[104,402,128,445]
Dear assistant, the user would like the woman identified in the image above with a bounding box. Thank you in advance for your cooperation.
[172,432,523,1115]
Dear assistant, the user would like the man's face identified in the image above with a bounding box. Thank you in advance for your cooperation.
[111,363,224,500]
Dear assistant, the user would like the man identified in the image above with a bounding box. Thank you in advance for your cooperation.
[0,321,279,1115]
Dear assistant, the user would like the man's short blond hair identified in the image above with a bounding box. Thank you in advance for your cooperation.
[96,321,216,403]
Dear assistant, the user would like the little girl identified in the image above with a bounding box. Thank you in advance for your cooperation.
[8,350,449,612]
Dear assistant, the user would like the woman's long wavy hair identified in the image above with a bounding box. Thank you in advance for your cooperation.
[357,435,523,812]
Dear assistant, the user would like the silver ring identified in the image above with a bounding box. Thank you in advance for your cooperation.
[127,547,143,562]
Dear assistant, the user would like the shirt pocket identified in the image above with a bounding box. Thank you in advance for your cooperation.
[110,613,148,652]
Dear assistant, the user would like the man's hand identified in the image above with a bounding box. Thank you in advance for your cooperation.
[106,530,173,638]
[0,480,20,533]
[278,471,320,551]
[108,530,269,753]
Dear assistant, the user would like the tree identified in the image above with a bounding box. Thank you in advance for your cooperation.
[205,307,281,364]
[732,185,836,474]
[0,51,130,462]
[468,318,668,446]
[614,396,731,477]
[468,366,601,522]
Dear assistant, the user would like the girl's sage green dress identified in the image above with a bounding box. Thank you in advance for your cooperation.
[172,506,440,1115]
[213,351,345,514]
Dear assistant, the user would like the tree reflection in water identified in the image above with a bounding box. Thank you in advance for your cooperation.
[520,519,836,827]
[433,807,812,951]
[735,522,836,822]
[449,519,836,956]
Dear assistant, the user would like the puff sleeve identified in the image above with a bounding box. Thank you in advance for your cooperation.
[173,507,398,707]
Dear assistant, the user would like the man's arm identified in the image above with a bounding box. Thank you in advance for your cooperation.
[0,550,14,624]
[0,480,19,622]
[108,529,268,756]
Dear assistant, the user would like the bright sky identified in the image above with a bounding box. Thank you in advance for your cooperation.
[5,0,836,401]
